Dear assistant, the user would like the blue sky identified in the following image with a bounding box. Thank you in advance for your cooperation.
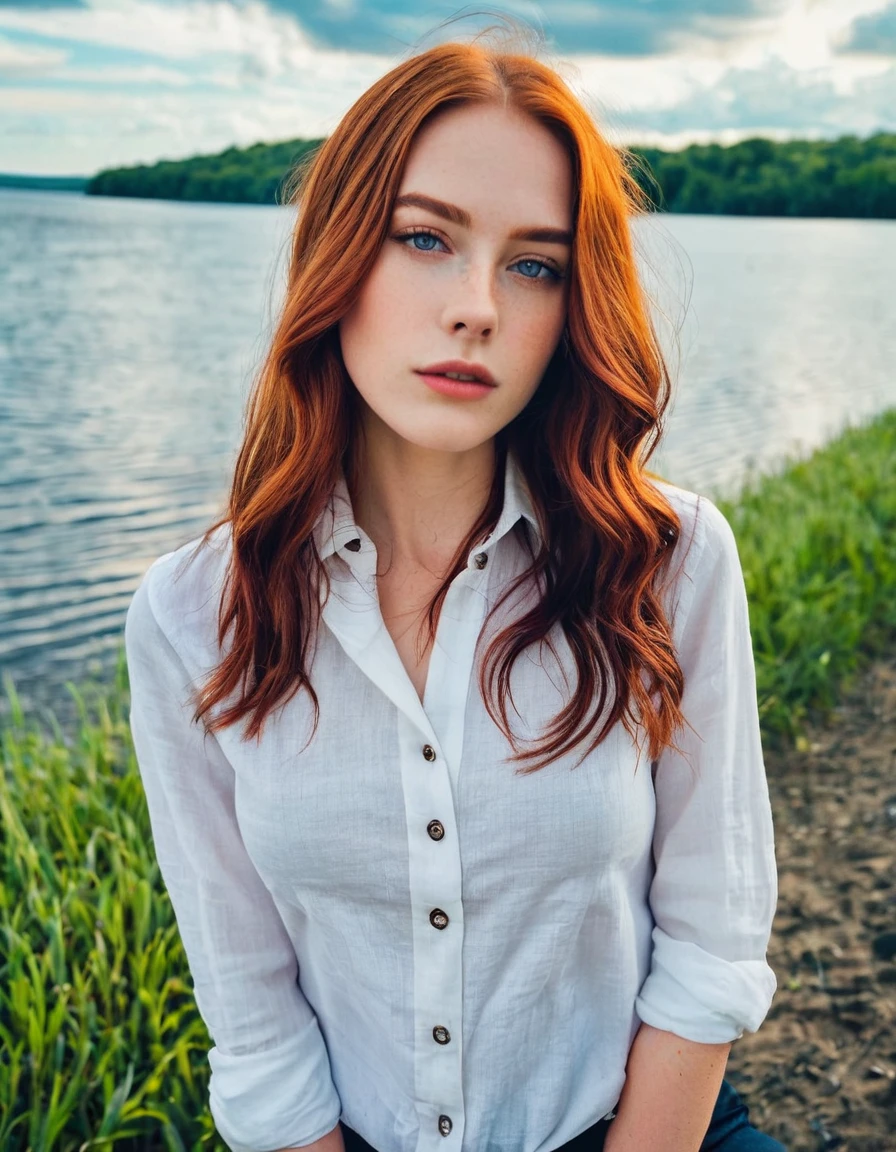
[1,0,894,175]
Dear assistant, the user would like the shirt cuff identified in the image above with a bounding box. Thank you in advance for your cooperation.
[634,927,777,1044]
[208,1020,342,1152]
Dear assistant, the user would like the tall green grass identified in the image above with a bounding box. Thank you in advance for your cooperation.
[0,659,218,1151]
[716,407,896,745]
[2,408,895,1147]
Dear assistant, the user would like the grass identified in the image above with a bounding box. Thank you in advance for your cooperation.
[716,407,896,746]
[0,659,218,1151]
[1,407,894,1148]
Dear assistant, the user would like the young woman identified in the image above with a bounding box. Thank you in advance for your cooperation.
[125,28,783,1152]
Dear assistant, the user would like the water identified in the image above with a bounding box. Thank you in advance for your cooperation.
[1,189,894,719]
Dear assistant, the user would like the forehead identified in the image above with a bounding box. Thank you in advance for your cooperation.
[397,102,573,229]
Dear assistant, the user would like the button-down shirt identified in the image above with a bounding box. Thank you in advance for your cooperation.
[125,450,778,1152]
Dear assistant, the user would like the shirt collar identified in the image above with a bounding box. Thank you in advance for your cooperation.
[313,448,542,563]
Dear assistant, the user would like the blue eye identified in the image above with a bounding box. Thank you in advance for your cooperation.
[513,258,559,281]
[400,230,446,253]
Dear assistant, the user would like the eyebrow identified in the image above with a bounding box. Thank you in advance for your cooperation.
[393,192,573,246]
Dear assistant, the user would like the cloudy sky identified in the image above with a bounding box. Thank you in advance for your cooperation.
[1,0,894,176]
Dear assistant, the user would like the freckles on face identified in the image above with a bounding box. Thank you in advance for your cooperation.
[338,101,573,454]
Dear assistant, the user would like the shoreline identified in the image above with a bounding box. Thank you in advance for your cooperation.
[728,653,896,1149]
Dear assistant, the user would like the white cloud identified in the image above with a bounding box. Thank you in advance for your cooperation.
[755,0,894,68]
[613,55,896,144]
[0,0,284,61]
[0,33,68,75]
[825,0,896,53]
[567,55,727,121]
[0,0,386,81]
[52,63,194,87]
[1,0,893,175]
[556,0,896,142]
[0,77,369,173]
[0,0,400,145]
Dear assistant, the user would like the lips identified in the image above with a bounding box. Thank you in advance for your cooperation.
[416,360,498,387]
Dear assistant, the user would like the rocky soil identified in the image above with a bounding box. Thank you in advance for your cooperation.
[727,657,896,1151]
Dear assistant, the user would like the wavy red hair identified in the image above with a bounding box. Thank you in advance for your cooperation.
[193,31,686,771]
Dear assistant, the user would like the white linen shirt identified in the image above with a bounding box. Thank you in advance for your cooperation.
[125,449,778,1152]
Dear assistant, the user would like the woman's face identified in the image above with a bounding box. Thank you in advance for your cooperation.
[338,101,573,456]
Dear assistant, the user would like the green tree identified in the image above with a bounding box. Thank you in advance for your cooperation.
[85,134,895,218]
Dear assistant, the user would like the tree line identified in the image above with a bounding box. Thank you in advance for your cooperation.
[633,133,895,218]
[85,132,896,218]
[0,174,88,191]
[86,138,323,207]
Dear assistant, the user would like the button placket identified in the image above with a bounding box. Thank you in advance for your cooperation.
[407,562,492,1149]
[391,622,471,1146]
[392,717,465,1141]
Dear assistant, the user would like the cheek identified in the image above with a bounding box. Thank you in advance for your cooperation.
[340,257,422,358]
[341,270,386,338]
[512,296,566,371]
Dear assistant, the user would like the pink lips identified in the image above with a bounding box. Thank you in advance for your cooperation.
[415,360,498,400]
[416,360,498,387]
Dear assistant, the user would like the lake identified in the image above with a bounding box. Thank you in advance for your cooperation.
[1,188,894,720]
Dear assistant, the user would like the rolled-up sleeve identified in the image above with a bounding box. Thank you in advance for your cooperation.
[634,495,778,1044]
[125,565,341,1152]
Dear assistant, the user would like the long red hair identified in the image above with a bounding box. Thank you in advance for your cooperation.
[193,33,685,771]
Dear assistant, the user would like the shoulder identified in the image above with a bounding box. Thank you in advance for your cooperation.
[125,523,232,675]
[646,477,743,620]
[649,476,738,566]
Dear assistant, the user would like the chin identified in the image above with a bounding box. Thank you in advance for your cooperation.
[404,432,496,455]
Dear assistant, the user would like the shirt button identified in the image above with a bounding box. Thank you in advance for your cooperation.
[422,744,437,762]
[472,552,488,569]
[429,908,449,930]
[427,820,445,841]
[433,1025,451,1045]
[438,1115,453,1137]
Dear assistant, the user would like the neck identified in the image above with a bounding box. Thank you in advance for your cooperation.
[347,408,498,574]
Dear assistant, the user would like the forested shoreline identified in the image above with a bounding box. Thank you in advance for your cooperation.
[86,137,324,207]
[636,132,895,218]
[80,131,896,217]
[0,174,88,192]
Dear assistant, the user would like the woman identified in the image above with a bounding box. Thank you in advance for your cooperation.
[125,27,782,1152]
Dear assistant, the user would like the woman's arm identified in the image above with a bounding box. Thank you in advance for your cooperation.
[126,560,342,1152]
[604,1024,730,1152]
[609,494,777,1148]
[635,495,777,1045]
[278,1125,346,1152]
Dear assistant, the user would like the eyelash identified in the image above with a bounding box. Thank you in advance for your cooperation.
[393,227,565,284]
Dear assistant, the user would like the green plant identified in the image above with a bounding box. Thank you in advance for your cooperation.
[0,658,223,1151]
[716,408,896,744]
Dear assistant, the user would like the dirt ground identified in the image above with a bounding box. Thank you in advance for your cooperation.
[726,657,896,1151]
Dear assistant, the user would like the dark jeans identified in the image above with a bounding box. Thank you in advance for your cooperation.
[340,1079,786,1151]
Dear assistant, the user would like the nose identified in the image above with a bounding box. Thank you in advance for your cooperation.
[442,261,498,338]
